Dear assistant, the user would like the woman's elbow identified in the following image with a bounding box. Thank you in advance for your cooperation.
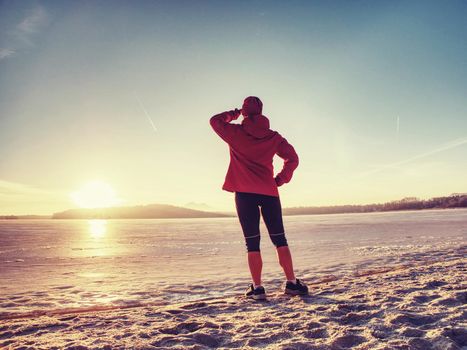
[210,115,219,128]
[292,154,299,168]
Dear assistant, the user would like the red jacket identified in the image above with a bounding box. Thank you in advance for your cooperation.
[210,110,299,197]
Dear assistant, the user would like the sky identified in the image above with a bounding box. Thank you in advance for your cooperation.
[1,0,467,215]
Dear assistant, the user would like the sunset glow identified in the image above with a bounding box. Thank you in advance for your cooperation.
[0,3,466,348]
[70,181,122,209]
[0,1,466,216]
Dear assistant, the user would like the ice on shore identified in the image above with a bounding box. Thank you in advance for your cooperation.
[0,249,465,349]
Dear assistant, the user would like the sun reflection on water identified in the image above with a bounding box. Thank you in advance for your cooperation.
[88,219,107,238]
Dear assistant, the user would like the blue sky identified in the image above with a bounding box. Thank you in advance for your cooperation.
[1,0,466,214]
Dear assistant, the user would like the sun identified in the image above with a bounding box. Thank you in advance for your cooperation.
[70,180,122,208]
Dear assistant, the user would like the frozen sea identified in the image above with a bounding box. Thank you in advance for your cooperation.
[1,208,466,317]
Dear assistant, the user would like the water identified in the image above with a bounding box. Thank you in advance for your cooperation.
[1,209,466,316]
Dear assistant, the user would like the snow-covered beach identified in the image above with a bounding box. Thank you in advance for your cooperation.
[1,209,466,349]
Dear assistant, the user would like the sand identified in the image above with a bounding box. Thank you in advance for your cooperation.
[1,252,465,350]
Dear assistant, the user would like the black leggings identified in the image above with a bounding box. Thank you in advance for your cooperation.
[235,191,288,252]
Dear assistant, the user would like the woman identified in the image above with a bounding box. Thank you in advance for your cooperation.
[210,96,308,300]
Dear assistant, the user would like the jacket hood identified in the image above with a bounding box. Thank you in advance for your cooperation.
[241,114,275,139]
[242,96,263,116]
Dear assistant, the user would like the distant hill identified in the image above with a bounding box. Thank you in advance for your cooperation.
[282,194,467,216]
[0,215,52,220]
[52,204,232,219]
[3,194,466,219]
[183,202,214,211]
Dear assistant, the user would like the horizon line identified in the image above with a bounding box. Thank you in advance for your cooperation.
[1,192,466,217]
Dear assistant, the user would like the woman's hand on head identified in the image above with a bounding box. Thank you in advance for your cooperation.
[227,108,241,122]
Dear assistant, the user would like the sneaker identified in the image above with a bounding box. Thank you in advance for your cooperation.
[245,284,267,300]
[284,278,309,295]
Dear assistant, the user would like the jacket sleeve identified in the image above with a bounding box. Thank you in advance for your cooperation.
[275,138,299,186]
[209,110,240,144]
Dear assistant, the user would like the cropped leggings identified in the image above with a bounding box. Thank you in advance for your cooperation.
[234,191,288,252]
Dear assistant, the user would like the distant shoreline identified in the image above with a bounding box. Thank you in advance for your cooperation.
[282,194,467,217]
[1,196,466,220]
